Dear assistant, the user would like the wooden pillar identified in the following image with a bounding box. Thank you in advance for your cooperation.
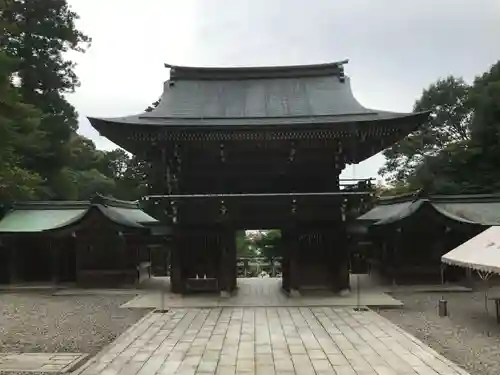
[164,241,171,277]
[218,228,236,295]
[170,227,184,294]
[281,230,290,292]
[282,228,300,295]
[9,237,20,284]
[392,228,403,285]
[229,231,237,291]
[290,231,300,295]
[321,227,337,291]
[75,238,82,285]
[334,224,350,293]
[50,238,59,284]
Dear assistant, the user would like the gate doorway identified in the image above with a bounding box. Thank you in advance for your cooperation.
[236,230,282,279]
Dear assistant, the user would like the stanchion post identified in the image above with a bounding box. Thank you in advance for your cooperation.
[356,274,360,308]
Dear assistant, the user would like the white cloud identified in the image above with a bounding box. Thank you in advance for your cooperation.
[66,0,500,179]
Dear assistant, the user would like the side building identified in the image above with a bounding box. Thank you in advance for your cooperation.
[0,195,167,286]
[357,192,500,284]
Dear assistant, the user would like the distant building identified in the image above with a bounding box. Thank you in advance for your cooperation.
[0,195,168,286]
[357,192,500,284]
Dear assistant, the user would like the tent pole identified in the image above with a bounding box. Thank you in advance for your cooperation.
[478,270,491,312]
[438,264,448,317]
[485,276,488,312]
[440,264,446,301]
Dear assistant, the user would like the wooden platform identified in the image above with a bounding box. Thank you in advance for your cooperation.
[123,277,403,309]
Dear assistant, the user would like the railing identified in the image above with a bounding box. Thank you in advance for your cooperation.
[237,257,283,278]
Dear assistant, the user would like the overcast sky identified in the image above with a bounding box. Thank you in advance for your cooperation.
[67,0,500,180]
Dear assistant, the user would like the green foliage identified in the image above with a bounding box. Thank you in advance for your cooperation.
[469,62,500,150]
[236,231,260,258]
[379,76,471,184]
[0,165,44,201]
[73,169,116,199]
[0,0,145,202]
[1,0,91,197]
[254,230,282,261]
[380,61,500,195]
[375,183,415,197]
[111,155,148,201]
[0,51,45,201]
[99,149,130,179]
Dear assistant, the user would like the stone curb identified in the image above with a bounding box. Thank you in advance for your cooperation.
[69,310,155,375]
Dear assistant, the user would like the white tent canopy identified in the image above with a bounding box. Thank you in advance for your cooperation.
[442,226,500,274]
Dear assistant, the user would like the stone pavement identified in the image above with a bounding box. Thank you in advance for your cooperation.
[123,278,402,309]
[0,353,87,373]
[76,307,469,375]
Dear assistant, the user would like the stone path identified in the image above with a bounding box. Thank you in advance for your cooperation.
[77,307,469,375]
[0,353,87,373]
[123,278,402,309]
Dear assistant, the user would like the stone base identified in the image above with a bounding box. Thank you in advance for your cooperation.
[220,290,231,299]
[289,289,301,298]
[339,288,351,297]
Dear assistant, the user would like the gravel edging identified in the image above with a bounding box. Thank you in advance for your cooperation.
[71,311,155,375]
[0,292,152,375]
[378,290,500,375]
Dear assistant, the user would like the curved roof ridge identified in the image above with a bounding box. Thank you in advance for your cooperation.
[377,189,424,205]
[165,60,349,81]
[12,201,90,210]
[8,195,141,211]
[91,194,140,208]
[429,193,500,203]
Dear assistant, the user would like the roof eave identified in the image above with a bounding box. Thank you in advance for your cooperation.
[88,111,429,131]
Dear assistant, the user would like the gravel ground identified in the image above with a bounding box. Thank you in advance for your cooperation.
[378,287,500,375]
[0,292,150,373]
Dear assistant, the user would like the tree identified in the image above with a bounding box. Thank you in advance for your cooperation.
[385,61,500,195]
[99,149,130,180]
[253,230,281,261]
[435,61,500,193]
[236,231,254,258]
[112,155,148,201]
[375,182,416,197]
[379,77,472,185]
[1,0,91,198]
[73,169,116,199]
[67,134,104,172]
[468,61,500,151]
[0,51,45,201]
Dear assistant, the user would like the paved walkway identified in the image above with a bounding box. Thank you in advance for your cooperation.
[123,278,402,309]
[0,353,87,373]
[77,307,469,375]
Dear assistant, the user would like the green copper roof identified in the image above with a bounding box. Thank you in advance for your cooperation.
[432,201,500,225]
[0,195,159,233]
[88,61,429,129]
[357,201,420,223]
[358,193,500,226]
[0,208,87,233]
[97,205,158,228]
